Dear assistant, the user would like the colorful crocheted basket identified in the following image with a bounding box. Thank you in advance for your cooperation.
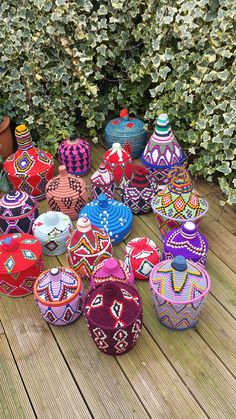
[103,142,133,188]
[58,134,91,176]
[67,217,112,278]
[46,165,89,220]
[149,255,211,330]
[0,233,43,297]
[90,258,134,287]
[91,163,115,200]
[79,194,133,244]
[3,125,54,200]
[33,211,72,256]
[0,190,39,235]
[151,166,209,239]
[105,108,147,158]
[124,237,161,281]
[141,114,185,187]
[163,221,208,266]
[121,165,155,214]
[34,267,83,326]
[84,281,143,355]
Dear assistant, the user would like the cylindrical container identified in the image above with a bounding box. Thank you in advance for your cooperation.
[163,221,208,266]
[58,134,91,176]
[34,267,83,326]
[90,258,134,287]
[46,165,88,220]
[149,255,211,330]
[33,211,72,256]
[141,114,185,188]
[0,190,39,235]
[124,237,160,281]
[103,142,133,188]
[3,124,54,200]
[121,165,155,214]
[0,233,43,297]
[91,163,115,200]
[105,109,147,158]
[80,194,133,244]
[67,217,112,278]
[151,166,208,239]
[84,281,143,355]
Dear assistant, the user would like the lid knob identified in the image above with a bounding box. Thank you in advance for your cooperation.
[2,237,19,251]
[112,142,122,152]
[181,221,197,237]
[59,165,67,177]
[120,109,129,119]
[49,268,61,280]
[8,190,16,197]
[103,258,119,273]
[98,194,109,208]
[69,133,78,142]
[157,113,169,125]
[171,256,187,272]
[77,217,91,233]
[44,211,60,226]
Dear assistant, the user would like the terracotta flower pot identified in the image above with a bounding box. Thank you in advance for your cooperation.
[0,116,13,161]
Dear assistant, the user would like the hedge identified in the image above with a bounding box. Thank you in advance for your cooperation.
[0,0,235,203]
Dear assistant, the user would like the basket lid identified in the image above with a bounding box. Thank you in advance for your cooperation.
[0,233,42,275]
[91,258,134,286]
[150,256,210,303]
[60,134,89,150]
[103,142,131,164]
[33,211,72,237]
[79,195,133,241]
[34,267,82,305]
[151,167,208,221]
[46,165,87,199]
[126,165,152,189]
[91,164,114,186]
[84,281,142,328]
[0,190,37,217]
[126,237,160,259]
[105,109,146,137]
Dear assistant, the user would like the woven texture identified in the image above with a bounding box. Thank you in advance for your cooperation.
[0,233,43,297]
[84,281,143,355]
[105,109,147,158]
[124,237,160,281]
[0,190,39,235]
[34,267,83,326]
[58,135,90,176]
[80,194,133,244]
[149,257,211,330]
[103,143,133,188]
[91,164,115,200]
[3,125,54,200]
[90,258,134,287]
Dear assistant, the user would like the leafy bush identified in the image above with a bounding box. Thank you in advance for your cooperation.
[0,0,235,203]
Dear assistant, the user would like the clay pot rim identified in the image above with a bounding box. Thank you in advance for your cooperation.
[0,116,10,135]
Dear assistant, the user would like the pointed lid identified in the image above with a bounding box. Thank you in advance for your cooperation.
[33,211,72,237]
[46,166,87,199]
[152,166,208,221]
[126,164,152,189]
[90,258,134,286]
[103,142,131,163]
[91,163,114,185]
[105,108,146,136]
[150,256,210,303]
[34,267,82,305]
[0,190,37,217]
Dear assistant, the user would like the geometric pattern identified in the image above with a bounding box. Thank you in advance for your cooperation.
[103,144,133,188]
[22,249,37,260]
[4,256,15,273]
[58,137,91,176]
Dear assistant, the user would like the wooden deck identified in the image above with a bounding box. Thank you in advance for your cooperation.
[1,143,236,419]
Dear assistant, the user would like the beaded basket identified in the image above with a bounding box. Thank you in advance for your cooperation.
[151,167,208,239]
[149,256,211,330]
[124,237,160,281]
[90,258,134,287]
[46,165,88,220]
[0,233,43,297]
[80,194,133,244]
[58,134,90,176]
[3,125,54,200]
[0,190,39,235]
[84,281,143,355]
[91,163,115,200]
[34,267,83,326]
[103,142,133,188]
[163,221,208,266]
[105,109,147,158]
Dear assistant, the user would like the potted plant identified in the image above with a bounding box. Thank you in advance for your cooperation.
[0,107,13,161]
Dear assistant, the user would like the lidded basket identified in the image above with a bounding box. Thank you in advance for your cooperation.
[80,194,133,244]
[105,108,147,158]
[91,163,115,200]
[121,165,155,214]
[58,133,91,176]
[33,211,72,256]
[124,237,160,281]
[3,124,54,200]
[151,166,208,239]
[0,190,39,235]
[103,142,133,188]
[67,217,112,278]
[0,233,43,297]
[34,267,83,326]
[46,165,88,220]
[149,255,211,330]
[141,114,185,188]
[90,258,134,287]
[84,281,143,355]
[163,221,208,266]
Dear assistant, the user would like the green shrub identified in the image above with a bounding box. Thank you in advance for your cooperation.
[0,0,235,203]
